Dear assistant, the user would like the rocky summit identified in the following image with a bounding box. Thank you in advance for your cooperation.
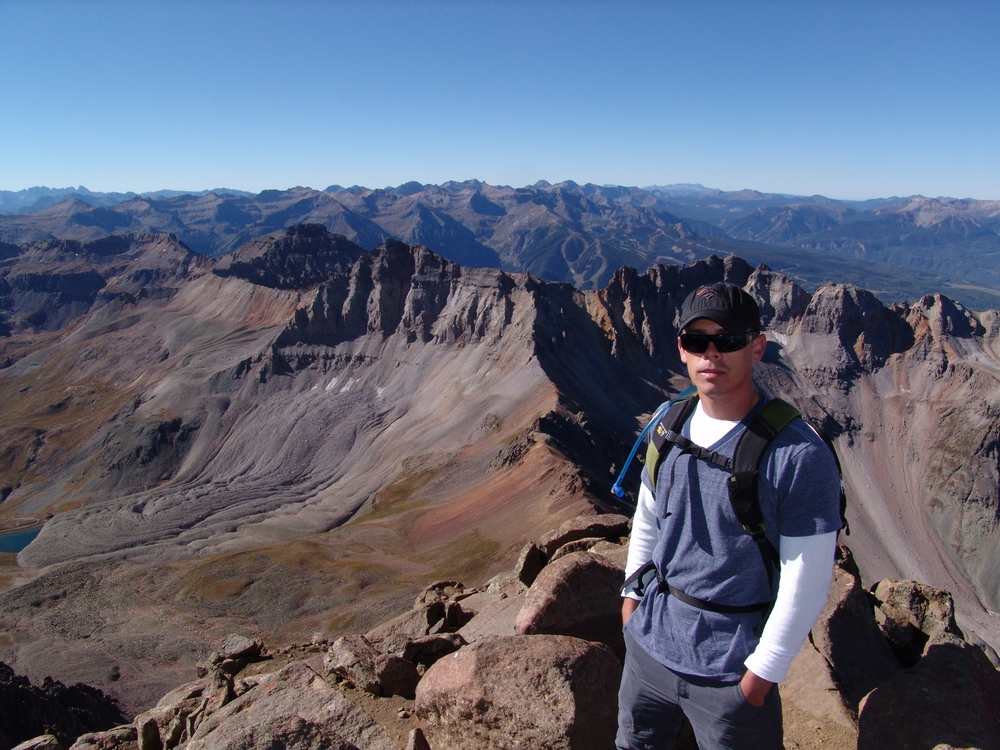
[1,224,1000,745]
[4,518,997,750]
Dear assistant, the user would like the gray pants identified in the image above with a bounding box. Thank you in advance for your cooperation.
[616,630,783,750]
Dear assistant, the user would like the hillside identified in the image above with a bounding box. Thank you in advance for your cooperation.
[0,226,999,722]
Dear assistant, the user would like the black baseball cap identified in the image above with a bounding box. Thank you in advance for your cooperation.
[678,282,762,334]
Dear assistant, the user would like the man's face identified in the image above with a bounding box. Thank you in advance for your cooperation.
[677,318,765,402]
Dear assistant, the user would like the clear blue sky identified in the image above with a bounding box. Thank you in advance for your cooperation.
[2,0,998,200]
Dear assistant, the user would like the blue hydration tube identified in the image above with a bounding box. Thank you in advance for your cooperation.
[611,387,695,498]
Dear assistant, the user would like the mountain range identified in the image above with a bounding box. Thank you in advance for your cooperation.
[1,222,999,728]
[4,182,1000,310]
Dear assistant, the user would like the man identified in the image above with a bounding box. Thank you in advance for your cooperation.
[617,282,842,750]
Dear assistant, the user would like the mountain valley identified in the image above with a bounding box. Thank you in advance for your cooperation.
[1,221,999,731]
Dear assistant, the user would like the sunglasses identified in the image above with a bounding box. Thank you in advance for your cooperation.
[679,331,758,354]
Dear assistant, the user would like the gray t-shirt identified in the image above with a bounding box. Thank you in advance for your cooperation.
[625,398,843,683]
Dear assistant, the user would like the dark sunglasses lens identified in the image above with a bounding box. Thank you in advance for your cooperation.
[715,334,748,353]
[681,333,752,353]
[680,334,710,353]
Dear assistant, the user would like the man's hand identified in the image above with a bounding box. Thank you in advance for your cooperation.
[739,669,774,707]
[621,597,639,625]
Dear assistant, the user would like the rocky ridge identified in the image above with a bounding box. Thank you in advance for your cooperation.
[7,516,998,750]
[1,225,1000,722]
[6,182,1000,307]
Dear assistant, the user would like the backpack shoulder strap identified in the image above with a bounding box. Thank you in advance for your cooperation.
[725,398,802,608]
[644,389,698,492]
[727,398,801,535]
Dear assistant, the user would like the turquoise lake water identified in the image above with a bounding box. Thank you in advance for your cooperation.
[0,526,42,553]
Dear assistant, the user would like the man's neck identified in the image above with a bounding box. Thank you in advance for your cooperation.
[697,387,761,421]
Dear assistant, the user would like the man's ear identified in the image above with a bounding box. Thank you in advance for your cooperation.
[751,333,766,362]
[678,336,688,365]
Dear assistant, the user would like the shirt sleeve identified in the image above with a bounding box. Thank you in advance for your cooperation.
[622,483,659,600]
[743,531,837,683]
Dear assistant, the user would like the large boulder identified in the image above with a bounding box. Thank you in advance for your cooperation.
[185,661,396,750]
[781,546,899,728]
[415,634,620,750]
[857,633,1000,750]
[134,676,234,750]
[804,546,899,712]
[514,550,626,657]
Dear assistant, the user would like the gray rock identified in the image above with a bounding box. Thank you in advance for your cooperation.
[958,614,1000,667]
[857,633,1000,750]
[374,653,421,699]
[323,633,421,697]
[537,514,630,558]
[69,725,137,750]
[457,591,525,643]
[514,550,626,658]
[414,581,466,607]
[186,661,396,750]
[415,634,620,750]
[400,633,467,669]
[323,635,381,694]
[13,736,62,750]
[137,705,187,750]
[365,602,447,649]
[216,634,264,661]
[449,590,505,620]
[871,578,960,666]
[482,569,528,597]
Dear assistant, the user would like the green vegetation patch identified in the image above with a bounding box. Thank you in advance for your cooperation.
[418,529,502,583]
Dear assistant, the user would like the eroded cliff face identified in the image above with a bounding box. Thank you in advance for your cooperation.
[1,225,999,715]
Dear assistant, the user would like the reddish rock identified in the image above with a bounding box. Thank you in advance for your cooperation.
[805,546,899,713]
[186,662,395,750]
[857,633,1000,750]
[415,634,620,750]
[514,550,626,658]
[13,737,62,750]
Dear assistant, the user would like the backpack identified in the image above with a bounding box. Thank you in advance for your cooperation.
[616,388,848,619]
